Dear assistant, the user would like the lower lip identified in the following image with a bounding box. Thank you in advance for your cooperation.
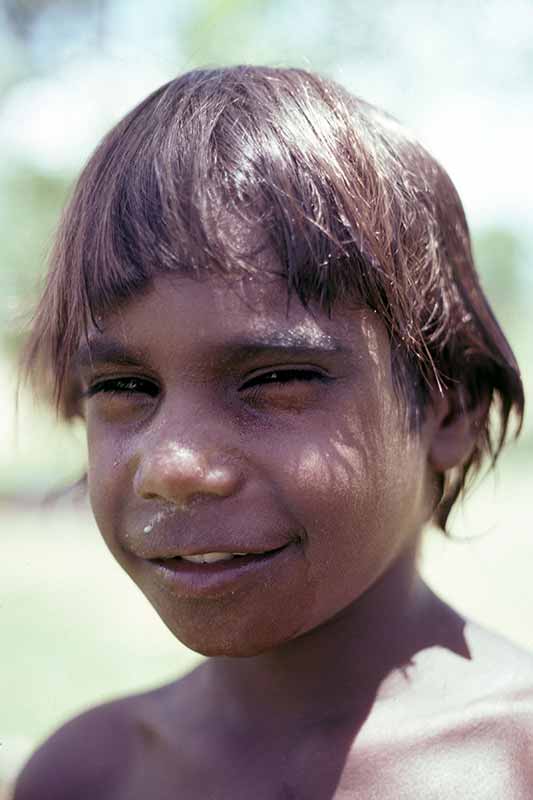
[147,544,297,597]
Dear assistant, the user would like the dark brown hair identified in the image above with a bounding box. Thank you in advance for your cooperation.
[21,65,524,530]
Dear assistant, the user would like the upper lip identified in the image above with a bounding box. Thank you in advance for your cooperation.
[132,519,299,561]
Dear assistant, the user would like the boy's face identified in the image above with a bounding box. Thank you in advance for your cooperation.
[81,271,435,656]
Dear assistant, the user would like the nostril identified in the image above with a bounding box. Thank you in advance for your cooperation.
[141,490,159,501]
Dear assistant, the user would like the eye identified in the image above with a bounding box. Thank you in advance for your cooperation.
[241,368,326,391]
[239,369,330,410]
[85,377,159,398]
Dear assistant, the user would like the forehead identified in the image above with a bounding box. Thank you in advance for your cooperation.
[83,273,388,366]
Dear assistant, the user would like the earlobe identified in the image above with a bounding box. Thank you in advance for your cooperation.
[428,389,489,473]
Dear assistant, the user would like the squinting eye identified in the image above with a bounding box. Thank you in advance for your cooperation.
[85,377,159,398]
[240,369,327,391]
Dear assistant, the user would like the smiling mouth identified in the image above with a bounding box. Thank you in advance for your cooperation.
[153,544,289,567]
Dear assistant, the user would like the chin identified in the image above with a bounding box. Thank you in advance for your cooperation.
[175,625,297,659]
[157,608,307,659]
[183,637,274,659]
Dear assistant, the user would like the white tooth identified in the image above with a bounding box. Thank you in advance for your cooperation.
[181,552,234,564]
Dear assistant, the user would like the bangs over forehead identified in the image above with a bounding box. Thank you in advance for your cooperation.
[25,67,465,395]
[22,65,524,530]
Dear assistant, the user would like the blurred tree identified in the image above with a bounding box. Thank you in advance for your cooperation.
[473,226,532,445]
[180,0,283,67]
[2,0,108,41]
[472,226,527,333]
[0,165,70,355]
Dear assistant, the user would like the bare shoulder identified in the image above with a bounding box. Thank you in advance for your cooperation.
[438,623,533,796]
[464,621,533,704]
[13,696,141,800]
[355,621,533,798]
[460,622,533,741]
[407,616,533,717]
[414,619,533,744]
[12,672,197,800]
[416,621,533,795]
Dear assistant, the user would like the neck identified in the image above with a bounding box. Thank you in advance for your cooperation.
[201,549,463,736]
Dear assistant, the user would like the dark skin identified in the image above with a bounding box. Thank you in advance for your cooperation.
[15,273,533,799]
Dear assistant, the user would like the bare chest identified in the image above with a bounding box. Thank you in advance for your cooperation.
[109,722,526,800]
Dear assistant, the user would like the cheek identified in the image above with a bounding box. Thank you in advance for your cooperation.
[86,421,130,557]
[268,411,424,615]
[281,434,386,550]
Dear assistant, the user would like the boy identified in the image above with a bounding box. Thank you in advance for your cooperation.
[15,66,533,798]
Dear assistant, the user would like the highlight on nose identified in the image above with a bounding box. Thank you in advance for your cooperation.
[133,442,242,507]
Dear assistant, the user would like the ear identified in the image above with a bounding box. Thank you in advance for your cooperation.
[428,387,490,473]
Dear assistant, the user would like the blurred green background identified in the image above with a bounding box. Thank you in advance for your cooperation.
[1,0,532,794]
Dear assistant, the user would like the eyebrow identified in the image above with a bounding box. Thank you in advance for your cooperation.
[73,340,146,370]
[72,330,348,371]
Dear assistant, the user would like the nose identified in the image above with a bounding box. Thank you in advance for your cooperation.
[133,441,243,509]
